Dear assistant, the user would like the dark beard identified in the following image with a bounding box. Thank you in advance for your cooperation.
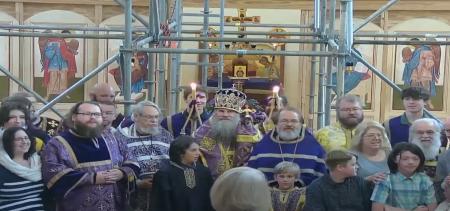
[338,114,364,129]
[209,115,240,145]
[74,121,103,138]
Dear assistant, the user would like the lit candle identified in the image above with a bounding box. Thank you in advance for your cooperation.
[272,86,280,98]
[190,83,197,102]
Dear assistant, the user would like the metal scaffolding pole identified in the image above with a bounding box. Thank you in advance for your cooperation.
[146,0,156,101]
[325,0,337,126]
[132,48,338,56]
[200,0,210,87]
[0,31,128,39]
[309,0,321,129]
[38,54,120,115]
[169,0,182,114]
[178,30,318,36]
[355,31,450,38]
[0,24,147,33]
[336,0,353,98]
[309,42,318,129]
[354,40,450,45]
[353,0,398,33]
[157,0,168,112]
[114,0,150,28]
[183,22,312,28]
[122,0,133,116]
[350,49,440,122]
[316,0,327,129]
[159,36,326,44]
[218,0,225,89]
[0,64,64,119]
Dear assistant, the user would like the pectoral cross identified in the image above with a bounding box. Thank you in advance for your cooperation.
[225,9,260,32]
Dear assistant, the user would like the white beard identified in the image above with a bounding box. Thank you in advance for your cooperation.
[410,137,441,160]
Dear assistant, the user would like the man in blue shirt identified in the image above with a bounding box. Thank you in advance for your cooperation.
[384,87,430,147]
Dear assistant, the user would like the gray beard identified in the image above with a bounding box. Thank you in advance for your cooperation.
[209,115,240,145]
[278,127,301,141]
[411,137,441,160]
[136,125,161,136]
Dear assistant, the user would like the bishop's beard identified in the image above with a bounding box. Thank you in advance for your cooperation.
[209,115,240,145]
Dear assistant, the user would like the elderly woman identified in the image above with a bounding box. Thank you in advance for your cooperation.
[211,166,272,211]
[0,127,45,210]
[151,136,214,211]
[351,120,391,183]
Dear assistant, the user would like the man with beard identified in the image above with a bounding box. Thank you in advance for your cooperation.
[194,88,261,179]
[248,107,326,185]
[41,101,140,211]
[316,94,364,152]
[161,85,211,138]
[409,118,442,179]
[384,87,430,147]
[115,100,173,211]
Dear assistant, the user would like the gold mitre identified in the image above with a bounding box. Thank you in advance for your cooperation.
[214,88,247,113]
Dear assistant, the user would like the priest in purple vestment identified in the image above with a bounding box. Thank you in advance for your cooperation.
[115,100,173,211]
[41,101,140,211]
[194,88,262,179]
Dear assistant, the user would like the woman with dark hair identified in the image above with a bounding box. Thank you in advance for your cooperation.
[151,135,214,211]
[0,127,45,210]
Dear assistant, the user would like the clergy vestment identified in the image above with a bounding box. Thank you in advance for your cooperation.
[194,120,262,179]
[41,130,140,211]
[115,124,173,211]
[271,186,306,211]
[150,161,214,211]
[247,128,326,185]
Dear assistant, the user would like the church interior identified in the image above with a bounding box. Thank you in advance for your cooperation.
[0,0,449,130]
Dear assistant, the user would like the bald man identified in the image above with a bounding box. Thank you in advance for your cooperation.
[90,83,124,128]
[89,83,116,103]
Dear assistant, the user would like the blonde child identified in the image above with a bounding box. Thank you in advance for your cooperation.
[270,161,305,211]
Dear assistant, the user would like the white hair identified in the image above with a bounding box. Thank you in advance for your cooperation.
[130,100,161,121]
[409,118,442,160]
[210,167,272,211]
[409,118,442,142]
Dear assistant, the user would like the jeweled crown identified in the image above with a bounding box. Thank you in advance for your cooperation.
[214,88,247,113]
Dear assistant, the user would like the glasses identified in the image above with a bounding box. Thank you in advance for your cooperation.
[139,114,159,120]
[339,107,362,113]
[364,133,383,139]
[279,119,300,124]
[76,112,102,118]
[14,136,30,142]
[415,130,436,136]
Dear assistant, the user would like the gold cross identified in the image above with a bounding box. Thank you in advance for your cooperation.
[225,9,260,32]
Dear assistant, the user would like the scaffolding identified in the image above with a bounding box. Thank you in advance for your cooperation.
[0,0,446,126]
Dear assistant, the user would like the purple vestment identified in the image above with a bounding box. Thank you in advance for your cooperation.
[194,120,262,179]
[41,129,140,211]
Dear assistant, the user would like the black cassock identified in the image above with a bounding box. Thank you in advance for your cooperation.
[151,162,214,211]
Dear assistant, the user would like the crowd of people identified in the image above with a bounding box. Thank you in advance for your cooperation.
[0,83,449,211]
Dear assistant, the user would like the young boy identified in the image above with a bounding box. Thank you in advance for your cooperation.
[270,161,306,211]
[371,143,436,211]
[303,150,372,211]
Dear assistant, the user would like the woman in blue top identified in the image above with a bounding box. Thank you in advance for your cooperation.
[351,120,391,184]
[0,127,46,211]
